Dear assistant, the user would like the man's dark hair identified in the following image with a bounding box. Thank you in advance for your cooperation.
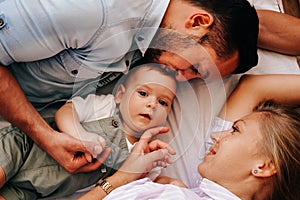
[187,0,259,73]
[145,0,259,74]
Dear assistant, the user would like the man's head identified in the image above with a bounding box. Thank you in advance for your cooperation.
[114,64,177,140]
[145,0,259,81]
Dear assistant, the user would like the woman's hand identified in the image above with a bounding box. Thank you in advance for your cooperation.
[117,126,176,181]
[78,126,175,200]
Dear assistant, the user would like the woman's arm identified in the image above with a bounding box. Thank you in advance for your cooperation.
[219,74,300,122]
[257,10,300,55]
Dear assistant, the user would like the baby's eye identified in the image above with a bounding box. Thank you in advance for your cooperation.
[138,91,148,97]
[158,99,169,107]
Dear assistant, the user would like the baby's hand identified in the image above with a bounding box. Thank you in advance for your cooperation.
[77,131,106,162]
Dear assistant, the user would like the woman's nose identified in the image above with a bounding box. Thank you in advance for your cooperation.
[211,130,231,142]
[210,131,222,143]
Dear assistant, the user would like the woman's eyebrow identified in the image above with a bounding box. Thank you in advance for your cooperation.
[233,119,246,130]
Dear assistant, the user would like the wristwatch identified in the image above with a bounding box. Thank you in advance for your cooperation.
[95,179,114,194]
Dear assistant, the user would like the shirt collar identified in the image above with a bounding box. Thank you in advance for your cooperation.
[126,137,136,152]
[199,178,241,200]
[135,0,170,56]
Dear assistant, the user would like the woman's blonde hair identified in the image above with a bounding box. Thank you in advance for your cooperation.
[254,100,300,200]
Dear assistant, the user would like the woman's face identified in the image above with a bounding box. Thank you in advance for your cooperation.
[198,113,266,184]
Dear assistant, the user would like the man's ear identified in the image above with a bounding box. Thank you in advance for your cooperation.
[251,159,277,178]
[114,84,125,104]
[185,13,214,30]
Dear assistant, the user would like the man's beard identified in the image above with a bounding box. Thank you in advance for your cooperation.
[144,27,202,63]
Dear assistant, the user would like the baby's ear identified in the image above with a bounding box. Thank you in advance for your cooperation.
[251,159,277,178]
[114,84,126,103]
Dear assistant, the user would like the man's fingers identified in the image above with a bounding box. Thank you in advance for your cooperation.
[97,136,106,148]
[76,147,111,173]
[96,147,111,164]
[80,140,105,158]
[84,153,93,163]
[64,138,107,172]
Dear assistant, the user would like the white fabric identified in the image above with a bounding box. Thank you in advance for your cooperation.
[206,117,234,150]
[103,178,240,200]
[70,94,116,122]
[198,179,241,200]
[158,76,241,188]
[104,178,200,200]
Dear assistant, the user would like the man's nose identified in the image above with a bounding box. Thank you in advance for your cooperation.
[175,70,188,81]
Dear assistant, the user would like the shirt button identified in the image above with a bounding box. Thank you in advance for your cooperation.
[137,36,144,41]
[71,70,78,75]
[100,167,107,173]
[0,14,7,29]
[0,19,4,27]
[111,119,119,128]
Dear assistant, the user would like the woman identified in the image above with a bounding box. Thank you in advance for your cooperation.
[79,74,300,200]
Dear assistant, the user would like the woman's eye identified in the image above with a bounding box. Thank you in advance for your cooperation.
[231,126,239,135]
[158,99,168,107]
[138,91,147,97]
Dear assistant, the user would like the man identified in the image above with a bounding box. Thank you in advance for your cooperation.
[0,0,293,174]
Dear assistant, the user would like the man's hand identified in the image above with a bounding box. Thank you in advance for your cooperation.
[0,66,109,173]
[76,130,107,163]
[43,131,110,173]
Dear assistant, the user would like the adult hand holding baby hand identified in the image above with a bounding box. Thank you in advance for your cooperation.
[113,126,176,185]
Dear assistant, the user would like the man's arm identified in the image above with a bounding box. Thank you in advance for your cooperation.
[219,74,300,122]
[257,10,300,55]
[0,66,105,173]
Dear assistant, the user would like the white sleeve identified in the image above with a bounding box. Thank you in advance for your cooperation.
[210,117,233,132]
[104,178,200,200]
[206,117,233,150]
[70,94,116,122]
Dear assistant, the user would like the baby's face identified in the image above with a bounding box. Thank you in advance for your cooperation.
[117,67,176,137]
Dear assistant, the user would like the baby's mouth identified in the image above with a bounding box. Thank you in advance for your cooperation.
[140,113,151,120]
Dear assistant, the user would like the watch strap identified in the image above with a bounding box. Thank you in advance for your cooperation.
[95,179,114,194]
